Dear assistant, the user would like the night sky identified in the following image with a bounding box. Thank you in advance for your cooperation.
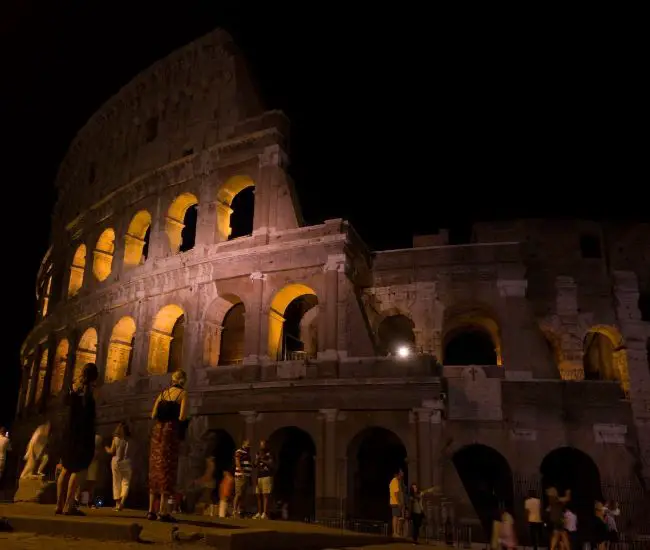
[0,3,643,426]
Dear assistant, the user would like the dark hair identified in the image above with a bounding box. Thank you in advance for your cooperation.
[82,363,99,384]
[114,422,131,438]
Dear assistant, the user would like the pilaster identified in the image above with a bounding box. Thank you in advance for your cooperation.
[317,408,344,519]
[243,272,266,364]
[239,410,260,446]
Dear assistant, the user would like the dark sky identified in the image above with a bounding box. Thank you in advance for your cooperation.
[0,2,642,425]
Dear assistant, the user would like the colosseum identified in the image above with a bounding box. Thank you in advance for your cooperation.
[14,28,650,535]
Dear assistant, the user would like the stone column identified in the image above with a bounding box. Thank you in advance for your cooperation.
[95,319,112,386]
[131,300,150,377]
[195,173,219,245]
[412,408,434,489]
[183,320,203,377]
[244,272,266,364]
[554,276,584,379]
[147,196,166,259]
[613,271,650,484]
[317,409,340,518]
[63,330,78,390]
[318,254,346,361]
[254,146,284,234]
[497,279,557,378]
[41,333,57,411]
[239,411,259,446]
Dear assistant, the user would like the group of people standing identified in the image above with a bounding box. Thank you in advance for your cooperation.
[389,469,441,543]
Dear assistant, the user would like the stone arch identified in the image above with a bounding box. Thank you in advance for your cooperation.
[204,429,236,488]
[166,192,199,253]
[34,348,49,405]
[377,313,416,356]
[203,294,246,367]
[583,325,629,394]
[540,447,602,535]
[347,426,408,521]
[92,228,116,281]
[268,283,319,361]
[51,338,69,395]
[216,175,255,241]
[123,210,152,266]
[452,444,514,535]
[74,327,98,382]
[149,304,185,374]
[105,316,136,382]
[219,303,246,366]
[443,304,502,366]
[68,244,86,297]
[268,426,316,521]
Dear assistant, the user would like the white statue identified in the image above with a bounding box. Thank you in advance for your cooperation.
[20,421,51,479]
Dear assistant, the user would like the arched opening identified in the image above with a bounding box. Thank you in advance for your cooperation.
[347,427,408,521]
[148,304,185,374]
[105,316,136,382]
[219,303,246,365]
[540,447,602,538]
[216,175,255,241]
[444,328,498,365]
[124,210,152,266]
[452,444,514,535]
[268,284,319,361]
[205,429,236,489]
[268,427,316,521]
[68,244,86,297]
[51,339,69,395]
[34,348,48,405]
[40,274,52,318]
[166,192,199,253]
[92,228,116,281]
[583,326,629,394]
[73,328,98,382]
[377,314,416,356]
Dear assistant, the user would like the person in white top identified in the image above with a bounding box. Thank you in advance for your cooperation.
[564,506,578,549]
[0,427,11,482]
[105,422,132,511]
[524,490,543,550]
[21,422,51,479]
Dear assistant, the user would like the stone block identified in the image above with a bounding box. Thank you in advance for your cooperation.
[13,478,56,504]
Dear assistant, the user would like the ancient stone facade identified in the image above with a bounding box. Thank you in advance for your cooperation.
[15,29,650,529]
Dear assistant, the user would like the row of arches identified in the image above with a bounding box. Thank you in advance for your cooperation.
[377,312,633,388]
[196,425,605,529]
[61,178,255,300]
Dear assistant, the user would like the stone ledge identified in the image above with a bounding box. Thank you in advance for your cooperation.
[2,514,142,542]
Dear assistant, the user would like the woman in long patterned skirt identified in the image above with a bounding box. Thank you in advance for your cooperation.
[148,369,188,522]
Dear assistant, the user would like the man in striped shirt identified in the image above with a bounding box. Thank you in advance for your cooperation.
[233,440,252,517]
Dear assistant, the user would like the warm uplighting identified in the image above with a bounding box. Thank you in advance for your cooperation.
[396,345,411,358]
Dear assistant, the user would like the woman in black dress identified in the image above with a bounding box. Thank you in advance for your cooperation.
[55,362,98,515]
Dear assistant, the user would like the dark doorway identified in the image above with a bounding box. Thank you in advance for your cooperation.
[377,315,416,355]
[142,226,151,260]
[180,204,198,252]
[540,447,602,538]
[348,427,408,521]
[219,303,246,365]
[205,429,236,488]
[229,187,255,240]
[444,328,497,365]
[452,444,513,535]
[268,427,316,521]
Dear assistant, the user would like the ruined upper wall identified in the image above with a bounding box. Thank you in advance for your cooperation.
[53,29,264,227]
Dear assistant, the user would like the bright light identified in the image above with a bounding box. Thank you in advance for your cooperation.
[396,346,411,358]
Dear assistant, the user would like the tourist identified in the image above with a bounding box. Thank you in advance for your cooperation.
[147,369,188,522]
[218,470,234,518]
[21,422,51,479]
[546,487,571,550]
[408,483,439,543]
[494,508,517,550]
[0,427,10,483]
[105,421,132,511]
[564,505,578,550]
[524,489,543,550]
[593,501,609,550]
[603,501,620,547]
[233,439,252,517]
[389,469,405,537]
[253,439,274,519]
[55,362,98,516]
[195,456,217,516]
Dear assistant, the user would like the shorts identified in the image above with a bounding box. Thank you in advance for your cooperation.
[234,476,249,498]
[391,505,403,518]
[256,476,273,495]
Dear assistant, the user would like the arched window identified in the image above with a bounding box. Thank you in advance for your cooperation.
[68,244,86,297]
[92,228,116,281]
[124,210,152,266]
[216,175,255,241]
[166,193,198,253]
[148,304,185,374]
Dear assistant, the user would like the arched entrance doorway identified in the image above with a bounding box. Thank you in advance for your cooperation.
[347,427,408,521]
[205,429,236,488]
[268,427,316,520]
[540,447,602,536]
[452,444,513,535]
